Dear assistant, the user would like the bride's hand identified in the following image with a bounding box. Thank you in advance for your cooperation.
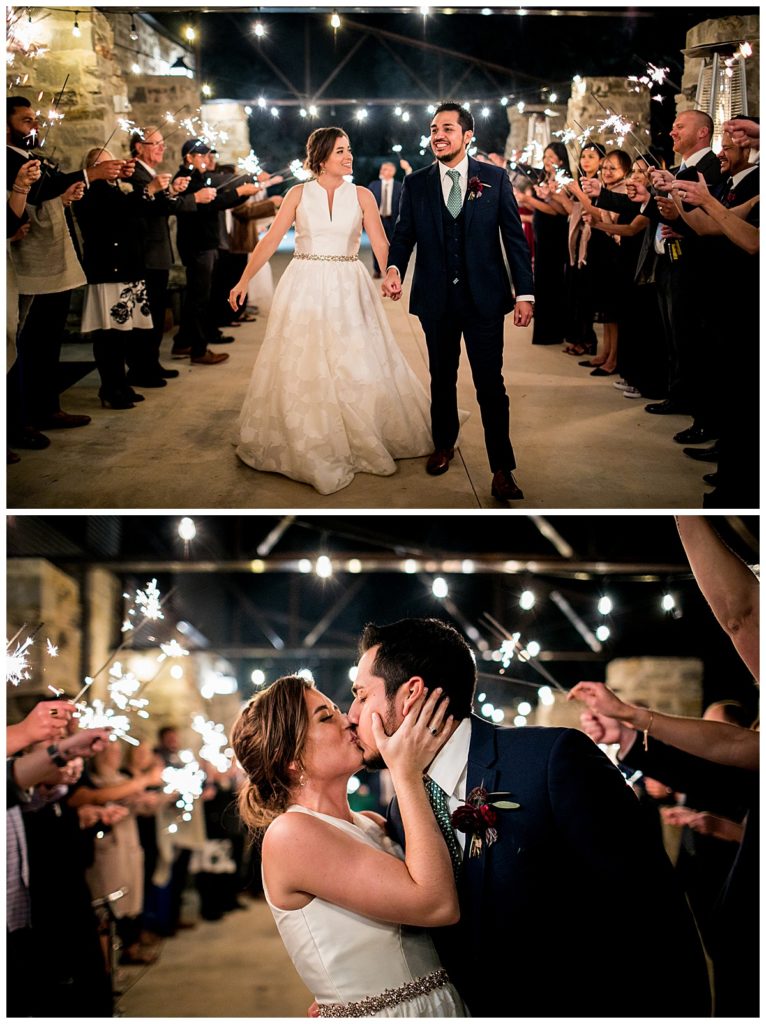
[229,281,248,311]
[371,688,452,776]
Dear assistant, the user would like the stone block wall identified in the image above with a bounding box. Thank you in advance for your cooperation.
[200,100,252,165]
[6,558,82,718]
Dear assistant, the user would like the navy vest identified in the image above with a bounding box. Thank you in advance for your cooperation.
[441,196,467,291]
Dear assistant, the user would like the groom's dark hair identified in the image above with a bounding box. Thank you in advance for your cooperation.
[359,618,476,720]
[434,102,474,135]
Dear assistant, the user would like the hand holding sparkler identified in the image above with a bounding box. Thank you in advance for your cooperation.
[170,175,190,195]
[236,182,260,198]
[87,159,128,183]
[60,180,85,206]
[7,699,74,755]
[15,159,41,189]
[723,118,759,149]
[147,173,173,195]
[118,158,137,179]
[625,179,650,203]
[648,168,675,193]
[579,709,628,747]
[669,173,713,210]
[194,186,217,205]
[59,727,113,758]
[580,176,602,198]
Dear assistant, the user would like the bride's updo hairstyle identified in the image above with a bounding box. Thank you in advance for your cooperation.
[231,674,314,832]
[305,126,348,177]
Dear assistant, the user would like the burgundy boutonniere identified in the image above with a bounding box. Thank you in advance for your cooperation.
[467,176,491,201]
[450,786,519,858]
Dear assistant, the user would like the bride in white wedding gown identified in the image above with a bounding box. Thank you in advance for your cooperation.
[229,128,433,495]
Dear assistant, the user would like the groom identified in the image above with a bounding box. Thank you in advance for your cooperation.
[383,103,534,501]
[348,618,711,1018]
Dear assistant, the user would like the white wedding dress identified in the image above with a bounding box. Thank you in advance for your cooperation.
[263,806,466,1017]
[235,179,433,495]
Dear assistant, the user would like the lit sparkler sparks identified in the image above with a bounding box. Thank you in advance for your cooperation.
[132,579,164,622]
[738,41,753,59]
[107,662,151,718]
[553,128,578,146]
[74,698,138,745]
[191,715,234,773]
[289,158,311,182]
[46,639,59,658]
[237,150,263,177]
[158,640,189,661]
[162,754,206,815]
[553,167,574,189]
[5,636,34,686]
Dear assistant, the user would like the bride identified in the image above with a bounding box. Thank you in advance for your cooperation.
[230,676,465,1017]
[229,128,433,495]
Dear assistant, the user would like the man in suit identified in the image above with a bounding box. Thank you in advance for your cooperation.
[366,161,402,278]
[639,110,721,439]
[171,139,261,365]
[348,617,711,1018]
[124,126,197,385]
[383,103,534,502]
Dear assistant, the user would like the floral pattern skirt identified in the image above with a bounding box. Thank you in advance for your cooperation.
[81,280,153,333]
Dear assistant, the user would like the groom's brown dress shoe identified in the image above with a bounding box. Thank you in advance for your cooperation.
[426,448,454,476]
[491,469,524,500]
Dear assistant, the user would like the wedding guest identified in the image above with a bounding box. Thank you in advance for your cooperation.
[231,677,465,1016]
[125,125,195,385]
[349,617,710,1017]
[515,143,572,348]
[367,161,403,277]
[6,96,127,442]
[75,146,172,408]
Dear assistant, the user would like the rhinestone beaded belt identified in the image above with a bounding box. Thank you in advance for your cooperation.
[293,253,358,262]
[317,968,450,1017]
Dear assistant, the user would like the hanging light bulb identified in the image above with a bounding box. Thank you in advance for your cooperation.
[270,107,279,117]
[178,517,196,541]
[519,589,535,610]
[315,555,332,579]
[661,593,676,612]
[184,25,196,42]
[299,108,307,117]
[432,577,448,599]
[401,111,410,122]
[201,83,212,97]
[129,15,139,41]
[257,96,266,109]
[131,60,141,74]
[308,104,318,117]
[330,11,341,29]
[598,595,613,616]
[72,11,81,37]
[481,107,490,118]
[596,625,611,642]
[355,108,368,122]
[254,21,265,38]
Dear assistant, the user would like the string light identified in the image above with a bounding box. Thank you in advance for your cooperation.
[596,625,611,642]
[270,107,279,118]
[315,555,332,578]
[597,596,613,616]
[251,668,266,687]
[131,58,141,74]
[184,26,196,42]
[254,21,265,38]
[299,107,307,117]
[129,15,138,41]
[526,640,540,657]
[401,111,410,122]
[330,11,341,29]
[178,517,196,541]
[72,11,81,37]
[518,701,532,716]
[308,104,318,117]
[257,97,266,109]
[432,577,448,599]
[661,593,676,612]
[201,84,212,97]
[355,108,368,122]
[519,589,535,610]
[244,105,252,115]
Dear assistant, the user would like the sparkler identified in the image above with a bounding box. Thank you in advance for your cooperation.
[73,698,139,745]
[162,754,205,818]
[589,92,660,168]
[480,611,567,693]
[191,715,234,773]
[5,636,34,686]
[46,639,59,658]
[38,73,69,150]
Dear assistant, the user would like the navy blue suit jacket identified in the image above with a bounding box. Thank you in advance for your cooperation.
[387,716,710,1017]
[367,177,402,221]
[387,158,533,320]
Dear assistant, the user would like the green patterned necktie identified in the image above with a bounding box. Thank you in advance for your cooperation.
[446,168,463,218]
[425,776,462,876]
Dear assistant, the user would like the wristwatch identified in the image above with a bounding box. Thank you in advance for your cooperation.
[47,744,69,767]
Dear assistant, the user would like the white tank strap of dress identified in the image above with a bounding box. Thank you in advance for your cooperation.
[292,253,358,261]
[317,968,451,1017]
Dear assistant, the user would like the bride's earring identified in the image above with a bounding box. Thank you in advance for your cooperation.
[299,772,306,787]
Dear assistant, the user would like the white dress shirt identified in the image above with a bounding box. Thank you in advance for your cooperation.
[426,716,472,852]
[379,177,393,217]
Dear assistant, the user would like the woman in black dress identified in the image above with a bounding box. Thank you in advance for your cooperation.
[516,142,573,346]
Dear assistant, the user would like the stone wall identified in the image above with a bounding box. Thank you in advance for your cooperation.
[128,76,203,172]
[679,15,759,116]
[6,558,82,719]
[201,100,252,165]
[7,9,197,172]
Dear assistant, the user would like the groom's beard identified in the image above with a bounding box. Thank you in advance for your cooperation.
[358,702,398,771]
[9,128,36,150]
[432,145,464,165]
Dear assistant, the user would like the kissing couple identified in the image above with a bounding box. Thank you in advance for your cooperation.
[231,617,711,1018]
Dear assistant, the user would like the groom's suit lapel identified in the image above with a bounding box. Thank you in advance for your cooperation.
[426,163,445,248]
[463,157,481,236]
[461,716,500,899]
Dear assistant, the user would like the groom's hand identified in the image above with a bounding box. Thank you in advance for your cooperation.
[513,300,533,328]
[381,267,402,301]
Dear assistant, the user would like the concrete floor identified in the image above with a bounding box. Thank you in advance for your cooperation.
[7,250,711,510]
[116,897,313,1017]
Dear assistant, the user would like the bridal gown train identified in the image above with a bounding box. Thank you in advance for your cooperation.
[235,179,433,495]
[263,806,466,1017]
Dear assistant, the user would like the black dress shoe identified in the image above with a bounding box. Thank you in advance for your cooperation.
[590,367,617,377]
[578,359,602,368]
[683,445,719,463]
[426,448,455,476]
[644,400,689,415]
[127,376,167,389]
[8,427,50,449]
[125,388,146,403]
[491,469,524,501]
[703,472,719,487]
[673,425,718,445]
[211,335,235,344]
[159,366,180,378]
[37,410,91,429]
